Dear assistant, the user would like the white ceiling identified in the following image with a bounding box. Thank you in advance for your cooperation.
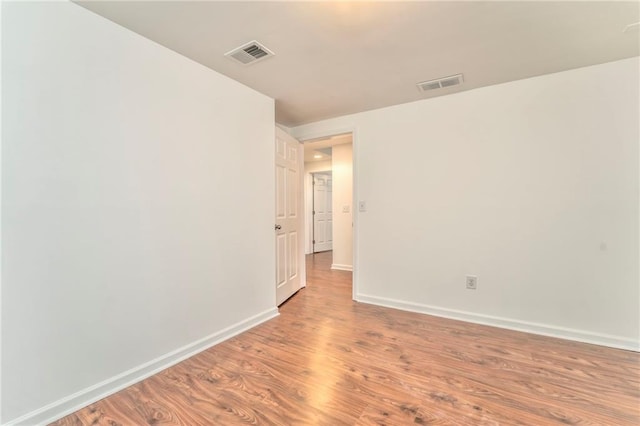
[76,1,639,127]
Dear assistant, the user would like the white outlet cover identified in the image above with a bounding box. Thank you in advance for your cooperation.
[359,201,367,212]
[342,205,350,213]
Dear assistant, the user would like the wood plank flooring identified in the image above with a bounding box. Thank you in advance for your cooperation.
[52,251,640,425]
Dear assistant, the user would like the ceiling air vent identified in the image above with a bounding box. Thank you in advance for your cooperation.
[417,74,464,92]
[225,40,274,65]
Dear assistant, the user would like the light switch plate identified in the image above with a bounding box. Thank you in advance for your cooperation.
[359,201,367,212]
[466,275,478,290]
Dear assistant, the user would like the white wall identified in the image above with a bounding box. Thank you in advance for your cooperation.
[1,2,276,424]
[331,144,353,270]
[292,57,640,350]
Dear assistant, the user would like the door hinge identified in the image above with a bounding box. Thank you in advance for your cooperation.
[313,210,315,215]
[313,240,315,244]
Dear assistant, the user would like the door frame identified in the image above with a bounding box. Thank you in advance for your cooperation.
[296,127,358,301]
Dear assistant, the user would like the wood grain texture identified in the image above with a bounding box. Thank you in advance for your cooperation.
[51,251,640,425]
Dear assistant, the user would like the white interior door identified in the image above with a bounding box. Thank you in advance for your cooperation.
[313,173,333,252]
[275,128,304,305]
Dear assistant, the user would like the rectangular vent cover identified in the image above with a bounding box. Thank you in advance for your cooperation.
[225,40,274,65]
[417,74,464,92]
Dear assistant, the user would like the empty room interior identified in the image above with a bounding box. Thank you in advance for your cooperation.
[1,1,639,425]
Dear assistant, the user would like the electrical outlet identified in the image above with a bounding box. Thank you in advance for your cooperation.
[466,275,478,290]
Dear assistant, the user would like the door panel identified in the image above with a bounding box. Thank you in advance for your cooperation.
[287,167,297,217]
[276,166,286,219]
[275,128,304,305]
[313,173,333,252]
[314,221,326,245]
[276,233,286,288]
[289,232,298,280]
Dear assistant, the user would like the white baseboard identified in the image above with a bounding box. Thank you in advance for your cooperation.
[331,264,353,271]
[7,308,279,426]
[356,294,639,352]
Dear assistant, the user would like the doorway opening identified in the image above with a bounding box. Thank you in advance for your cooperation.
[302,132,354,277]
[274,127,356,307]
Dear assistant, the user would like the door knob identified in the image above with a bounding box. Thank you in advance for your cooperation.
[275,224,282,230]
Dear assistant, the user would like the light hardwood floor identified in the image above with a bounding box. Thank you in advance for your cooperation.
[52,251,639,425]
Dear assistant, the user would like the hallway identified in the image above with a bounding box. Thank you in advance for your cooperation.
[53,251,639,425]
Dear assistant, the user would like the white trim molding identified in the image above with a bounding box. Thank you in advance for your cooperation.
[6,308,279,426]
[356,294,639,352]
[331,264,353,272]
